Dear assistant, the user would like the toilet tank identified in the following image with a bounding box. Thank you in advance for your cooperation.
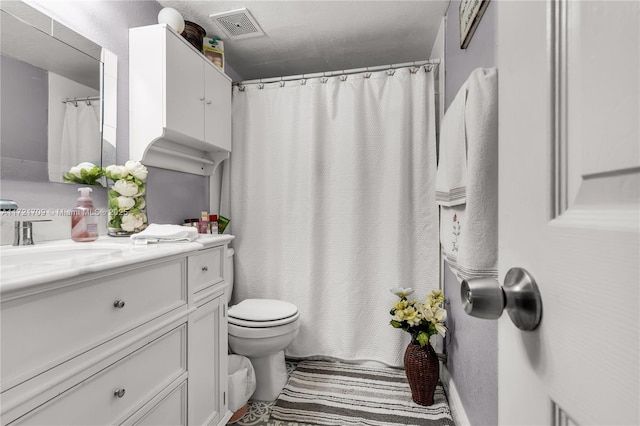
[225,248,234,303]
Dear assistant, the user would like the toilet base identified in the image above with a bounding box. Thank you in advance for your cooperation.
[248,350,288,401]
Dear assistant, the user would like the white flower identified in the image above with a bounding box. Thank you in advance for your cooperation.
[434,322,447,338]
[121,211,146,232]
[134,197,146,210]
[105,165,128,180]
[402,307,422,327]
[116,196,135,211]
[433,307,447,323]
[68,162,98,178]
[390,287,414,298]
[113,179,139,197]
[124,160,148,181]
[427,289,445,307]
[135,183,146,197]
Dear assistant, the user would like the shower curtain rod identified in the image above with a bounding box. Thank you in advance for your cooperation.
[235,59,440,86]
[61,95,99,105]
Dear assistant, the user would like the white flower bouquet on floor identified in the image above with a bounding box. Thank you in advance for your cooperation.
[389,288,447,347]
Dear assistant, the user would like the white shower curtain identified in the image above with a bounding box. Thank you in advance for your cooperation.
[230,68,439,367]
[49,102,100,182]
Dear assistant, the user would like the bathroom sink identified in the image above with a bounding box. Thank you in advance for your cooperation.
[0,243,127,282]
[2,245,124,268]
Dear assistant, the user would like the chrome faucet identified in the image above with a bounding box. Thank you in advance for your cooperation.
[13,220,51,246]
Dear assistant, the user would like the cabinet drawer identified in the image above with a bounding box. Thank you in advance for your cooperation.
[12,325,186,426]
[130,381,187,426]
[1,259,186,389]
[188,247,223,294]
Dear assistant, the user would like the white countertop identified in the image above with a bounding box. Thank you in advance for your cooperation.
[0,234,234,296]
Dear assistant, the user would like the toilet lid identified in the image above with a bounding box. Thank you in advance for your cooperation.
[228,299,298,322]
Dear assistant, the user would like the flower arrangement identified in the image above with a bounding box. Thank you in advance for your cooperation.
[63,162,105,185]
[105,161,148,234]
[389,288,447,347]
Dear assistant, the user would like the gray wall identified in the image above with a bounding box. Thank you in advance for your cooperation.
[443,1,498,425]
[0,1,209,223]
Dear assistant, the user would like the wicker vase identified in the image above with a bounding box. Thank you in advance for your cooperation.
[404,341,439,406]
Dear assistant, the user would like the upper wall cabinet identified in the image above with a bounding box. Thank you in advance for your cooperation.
[129,24,231,176]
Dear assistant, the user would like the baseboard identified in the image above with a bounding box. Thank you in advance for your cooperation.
[441,365,470,426]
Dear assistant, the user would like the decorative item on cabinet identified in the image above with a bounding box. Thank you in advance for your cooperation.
[129,24,231,176]
[182,21,206,52]
[157,7,185,33]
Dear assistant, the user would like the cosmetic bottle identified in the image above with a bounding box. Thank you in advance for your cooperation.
[198,211,209,234]
[71,187,98,242]
[209,215,218,234]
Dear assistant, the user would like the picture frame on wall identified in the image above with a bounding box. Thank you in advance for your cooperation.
[459,0,491,49]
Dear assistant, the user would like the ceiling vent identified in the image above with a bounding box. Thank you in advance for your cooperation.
[209,8,265,40]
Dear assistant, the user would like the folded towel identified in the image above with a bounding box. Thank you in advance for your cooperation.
[130,223,199,243]
[436,84,468,206]
[440,68,498,282]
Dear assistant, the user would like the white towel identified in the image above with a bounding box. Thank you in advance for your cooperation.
[440,68,498,282]
[130,223,198,243]
[435,84,468,206]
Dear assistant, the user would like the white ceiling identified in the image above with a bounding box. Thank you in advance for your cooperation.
[158,1,450,80]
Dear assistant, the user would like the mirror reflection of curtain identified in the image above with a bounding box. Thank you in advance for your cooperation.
[48,101,100,182]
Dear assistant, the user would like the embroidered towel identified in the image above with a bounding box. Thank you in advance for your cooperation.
[130,223,198,243]
[435,83,468,206]
[440,68,498,282]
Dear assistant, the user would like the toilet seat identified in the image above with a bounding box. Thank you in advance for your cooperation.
[228,299,301,339]
[228,312,300,328]
[228,298,298,328]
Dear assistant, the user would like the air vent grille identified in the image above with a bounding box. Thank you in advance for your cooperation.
[209,8,265,40]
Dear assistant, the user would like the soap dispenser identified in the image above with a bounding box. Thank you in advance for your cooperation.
[71,187,99,242]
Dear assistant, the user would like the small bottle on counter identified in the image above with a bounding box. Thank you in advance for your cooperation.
[71,187,98,242]
[209,215,218,234]
[198,211,209,234]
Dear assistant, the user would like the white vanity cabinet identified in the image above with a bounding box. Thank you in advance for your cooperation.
[129,24,232,176]
[0,240,233,426]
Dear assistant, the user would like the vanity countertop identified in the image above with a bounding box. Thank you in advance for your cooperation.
[0,234,234,295]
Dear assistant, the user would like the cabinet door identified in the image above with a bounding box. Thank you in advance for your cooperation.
[188,296,227,426]
[165,31,204,142]
[203,63,231,151]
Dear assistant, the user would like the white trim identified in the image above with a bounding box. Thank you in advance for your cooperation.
[441,365,470,426]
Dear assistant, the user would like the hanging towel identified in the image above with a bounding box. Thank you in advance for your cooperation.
[440,68,498,282]
[130,223,198,243]
[435,84,468,206]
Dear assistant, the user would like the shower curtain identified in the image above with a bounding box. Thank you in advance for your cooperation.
[230,67,439,367]
[49,101,101,182]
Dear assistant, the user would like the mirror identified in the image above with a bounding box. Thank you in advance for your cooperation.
[0,2,116,183]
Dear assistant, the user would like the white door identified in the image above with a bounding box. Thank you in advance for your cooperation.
[498,1,639,424]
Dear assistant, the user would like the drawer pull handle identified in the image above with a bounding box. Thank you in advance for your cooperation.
[113,300,126,309]
[114,388,126,398]
[201,266,209,272]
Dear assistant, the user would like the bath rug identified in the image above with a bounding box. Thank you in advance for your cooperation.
[271,360,455,426]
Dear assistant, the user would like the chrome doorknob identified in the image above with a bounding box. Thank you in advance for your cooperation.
[461,267,542,331]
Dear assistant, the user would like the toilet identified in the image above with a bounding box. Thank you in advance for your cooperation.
[225,249,301,401]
